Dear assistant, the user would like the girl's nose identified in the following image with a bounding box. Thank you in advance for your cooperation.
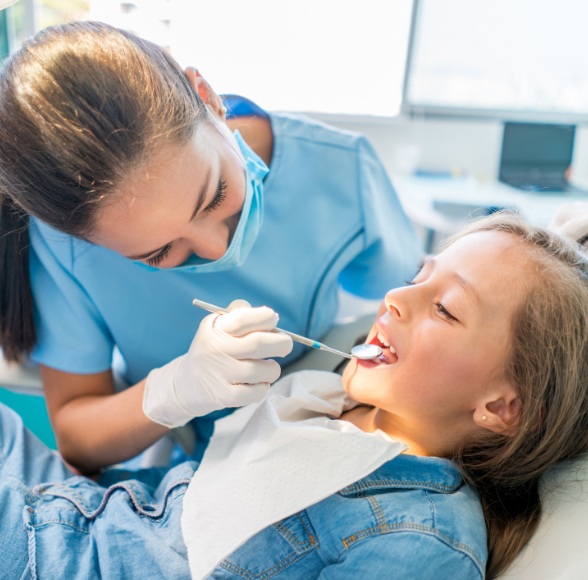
[385,281,420,320]
[384,288,403,319]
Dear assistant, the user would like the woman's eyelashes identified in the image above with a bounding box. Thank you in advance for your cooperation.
[204,179,227,213]
[145,243,172,266]
[143,178,228,267]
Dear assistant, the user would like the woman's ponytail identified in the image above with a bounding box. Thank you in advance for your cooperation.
[0,196,35,362]
[0,21,208,362]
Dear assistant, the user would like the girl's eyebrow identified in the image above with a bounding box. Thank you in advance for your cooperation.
[126,168,213,261]
[424,257,481,307]
[453,271,480,307]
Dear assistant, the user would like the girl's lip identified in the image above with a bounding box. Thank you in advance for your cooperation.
[356,356,383,369]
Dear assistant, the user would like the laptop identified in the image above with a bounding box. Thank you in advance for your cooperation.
[499,122,584,193]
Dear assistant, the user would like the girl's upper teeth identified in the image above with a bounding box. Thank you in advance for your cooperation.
[377,332,396,353]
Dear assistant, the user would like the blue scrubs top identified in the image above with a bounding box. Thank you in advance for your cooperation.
[29,105,422,385]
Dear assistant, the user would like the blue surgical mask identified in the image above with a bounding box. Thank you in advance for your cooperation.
[137,130,268,273]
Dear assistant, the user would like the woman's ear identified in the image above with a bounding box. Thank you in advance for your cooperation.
[184,66,227,121]
[474,383,521,434]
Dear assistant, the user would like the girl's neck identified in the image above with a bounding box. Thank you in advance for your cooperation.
[341,406,437,457]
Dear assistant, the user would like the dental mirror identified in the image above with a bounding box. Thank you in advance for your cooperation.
[350,343,383,360]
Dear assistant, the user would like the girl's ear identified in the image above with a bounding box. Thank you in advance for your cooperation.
[474,383,521,434]
[184,66,226,121]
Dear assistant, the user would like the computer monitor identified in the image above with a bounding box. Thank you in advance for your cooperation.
[498,122,576,191]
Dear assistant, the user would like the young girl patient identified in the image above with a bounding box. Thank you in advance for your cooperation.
[2,212,587,579]
[182,211,588,579]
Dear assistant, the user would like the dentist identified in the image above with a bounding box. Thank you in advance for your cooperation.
[0,21,421,472]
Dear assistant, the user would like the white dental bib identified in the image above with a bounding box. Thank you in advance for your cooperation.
[181,370,406,579]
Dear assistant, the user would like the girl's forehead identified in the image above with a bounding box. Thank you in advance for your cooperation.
[444,230,528,265]
[441,231,535,306]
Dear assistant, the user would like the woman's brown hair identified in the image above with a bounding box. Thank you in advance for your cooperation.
[0,21,208,361]
[448,212,588,578]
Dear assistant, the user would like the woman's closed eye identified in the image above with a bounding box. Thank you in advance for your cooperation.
[204,179,227,213]
[145,243,172,266]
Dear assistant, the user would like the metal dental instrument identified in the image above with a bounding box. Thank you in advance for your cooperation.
[349,343,383,360]
[192,298,383,361]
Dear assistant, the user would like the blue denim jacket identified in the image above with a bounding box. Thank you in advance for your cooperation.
[210,453,487,579]
[1,402,486,579]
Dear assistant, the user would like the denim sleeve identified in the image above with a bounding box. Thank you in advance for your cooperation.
[316,532,485,579]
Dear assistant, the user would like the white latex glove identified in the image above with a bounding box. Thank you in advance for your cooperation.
[143,300,293,428]
[549,201,588,249]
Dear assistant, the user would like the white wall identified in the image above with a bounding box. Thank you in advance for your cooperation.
[314,115,588,187]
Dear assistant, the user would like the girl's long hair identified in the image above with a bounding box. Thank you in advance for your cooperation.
[449,213,588,578]
[0,21,207,361]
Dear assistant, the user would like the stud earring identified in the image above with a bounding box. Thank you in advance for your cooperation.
[481,415,487,422]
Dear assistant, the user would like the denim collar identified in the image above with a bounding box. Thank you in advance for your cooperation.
[339,453,463,496]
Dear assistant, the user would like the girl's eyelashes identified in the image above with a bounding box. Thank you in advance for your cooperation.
[204,179,227,213]
[406,272,458,322]
[145,243,172,266]
[435,302,457,322]
[406,280,457,321]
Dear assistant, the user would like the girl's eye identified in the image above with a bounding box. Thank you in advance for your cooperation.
[145,243,172,266]
[204,179,228,213]
[435,302,457,322]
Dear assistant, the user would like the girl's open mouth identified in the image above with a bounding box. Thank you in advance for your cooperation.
[357,332,399,367]
[374,331,399,364]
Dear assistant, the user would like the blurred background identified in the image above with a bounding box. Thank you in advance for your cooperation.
[2,1,587,184]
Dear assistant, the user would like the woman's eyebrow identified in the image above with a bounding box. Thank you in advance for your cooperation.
[126,168,212,261]
[127,244,170,261]
[189,167,212,221]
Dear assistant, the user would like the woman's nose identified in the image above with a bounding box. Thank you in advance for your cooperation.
[183,229,230,261]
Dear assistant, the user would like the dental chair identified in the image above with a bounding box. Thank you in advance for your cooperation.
[496,455,588,579]
[0,357,56,448]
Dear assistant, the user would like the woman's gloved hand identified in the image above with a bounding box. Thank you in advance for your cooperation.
[143,300,293,428]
